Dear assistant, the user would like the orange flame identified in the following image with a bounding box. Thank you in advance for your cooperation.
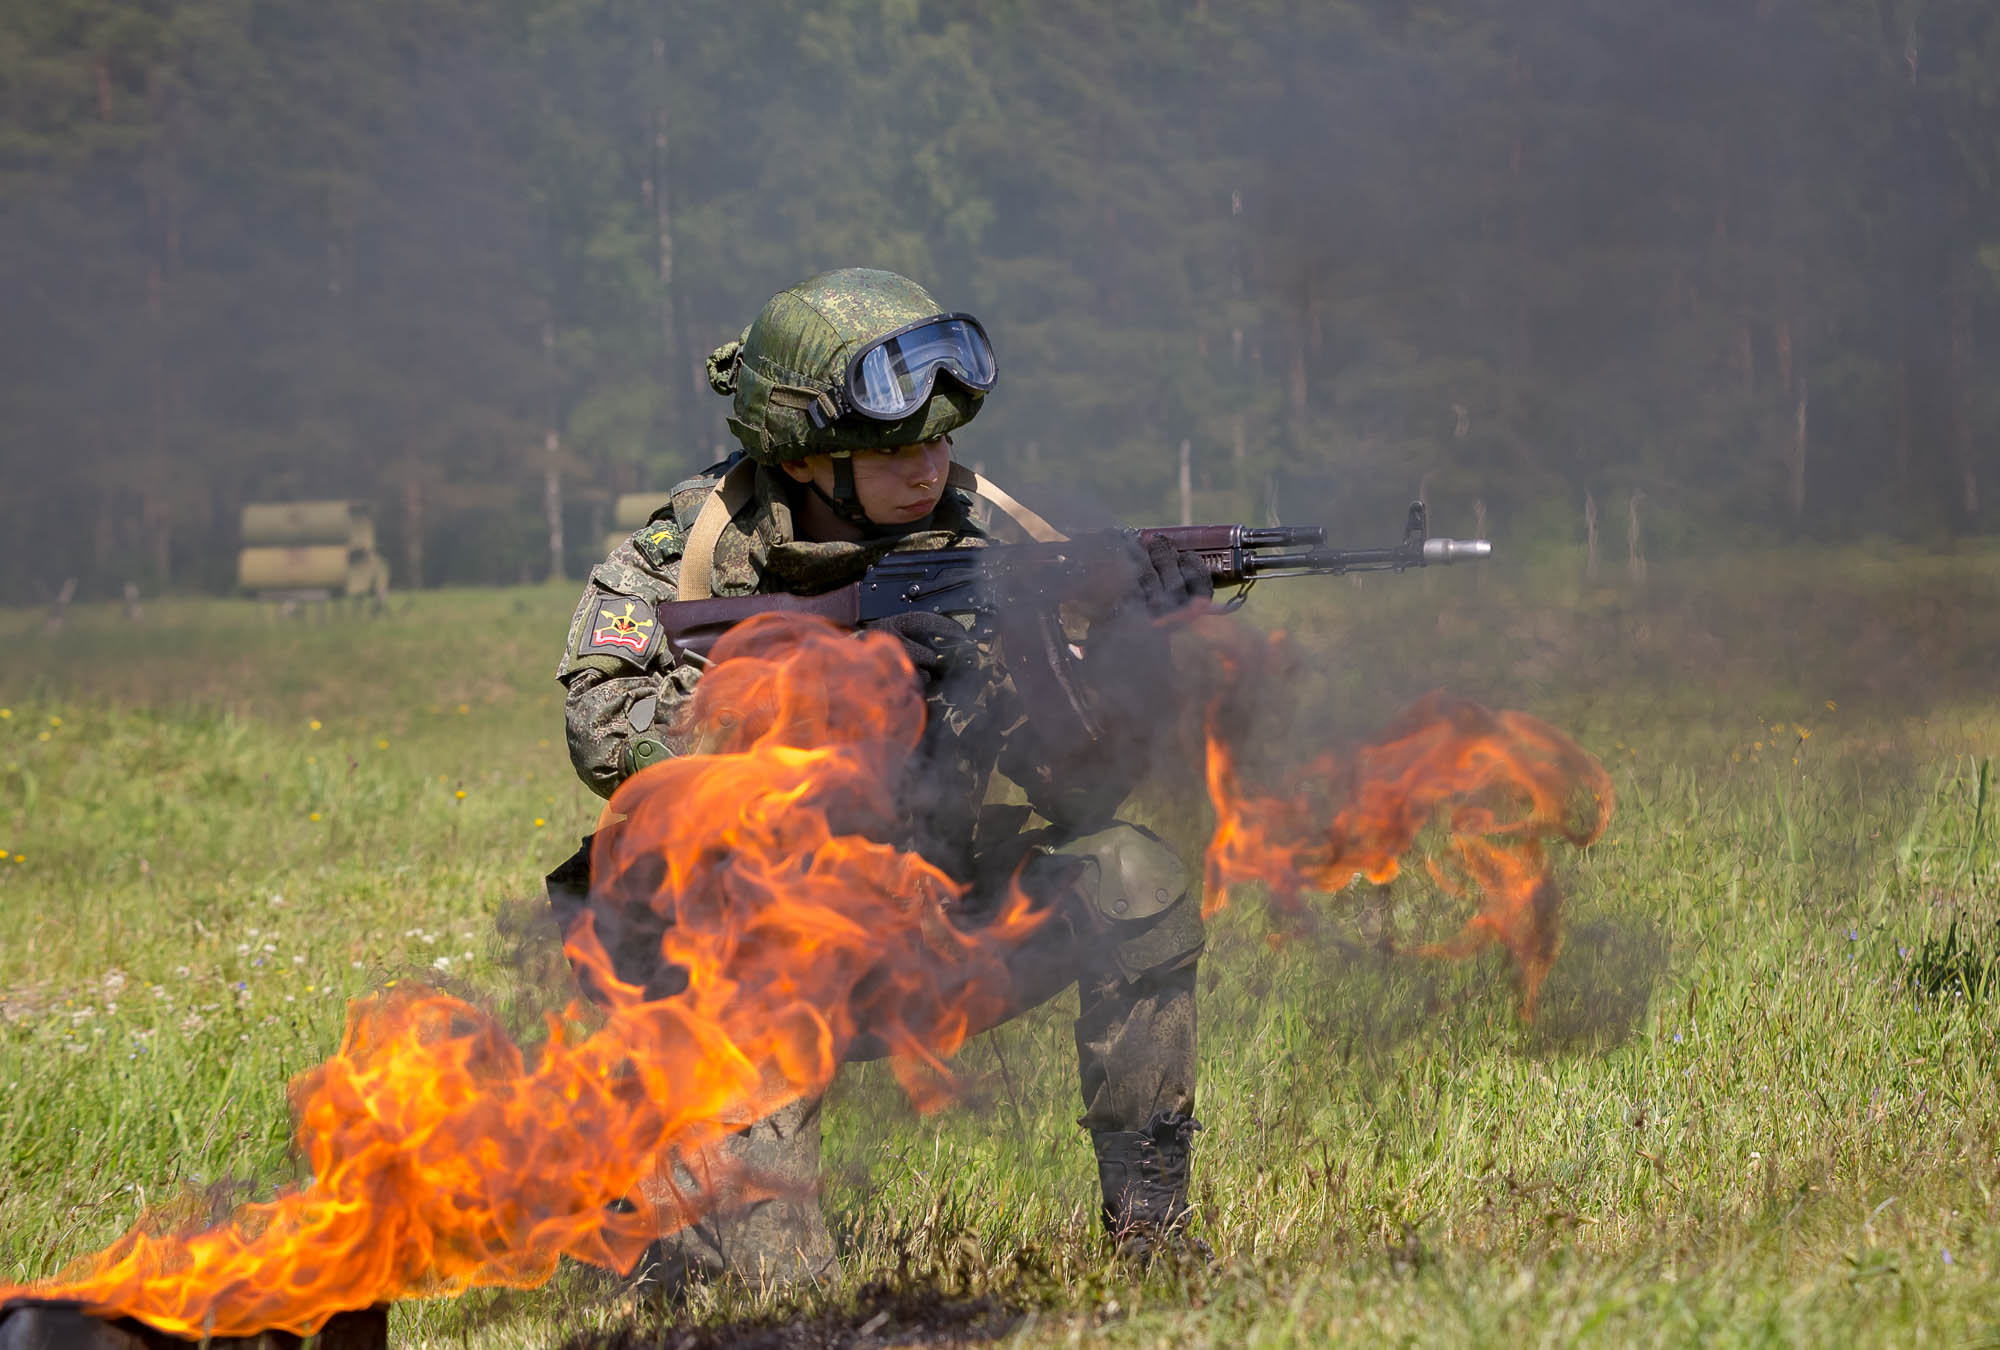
[0,612,1611,1336]
[1199,626,1613,1017]
[0,615,1042,1338]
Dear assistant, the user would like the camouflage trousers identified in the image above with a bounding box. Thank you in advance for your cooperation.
[547,822,1203,1293]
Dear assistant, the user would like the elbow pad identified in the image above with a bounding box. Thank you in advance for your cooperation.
[625,735,671,777]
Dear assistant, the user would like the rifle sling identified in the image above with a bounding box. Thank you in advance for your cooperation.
[659,587,861,660]
[676,457,758,602]
[945,463,1067,543]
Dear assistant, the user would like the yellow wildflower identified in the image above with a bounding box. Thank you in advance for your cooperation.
[309,812,322,822]
[0,708,10,719]
[456,704,470,715]
[309,720,322,732]
[376,739,390,750]
[47,716,61,728]
[36,732,49,743]
[454,789,466,800]
[534,818,546,828]
[1825,700,1837,712]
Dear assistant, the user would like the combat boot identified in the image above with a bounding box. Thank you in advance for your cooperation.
[1090,1110,1211,1265]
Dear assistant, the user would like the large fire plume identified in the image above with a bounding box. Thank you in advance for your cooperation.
[0,615,1041,1338]
[1,610,1612,1337]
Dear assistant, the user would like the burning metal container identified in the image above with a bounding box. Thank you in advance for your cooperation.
[0,1301,385,1350]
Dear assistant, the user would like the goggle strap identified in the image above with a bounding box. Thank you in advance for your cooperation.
[806,387,845,431]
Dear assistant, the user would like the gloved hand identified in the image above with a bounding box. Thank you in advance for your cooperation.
[871,610,980,688]
[1131,533,1214,616]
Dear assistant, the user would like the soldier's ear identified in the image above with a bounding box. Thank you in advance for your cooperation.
[779,455,823,485]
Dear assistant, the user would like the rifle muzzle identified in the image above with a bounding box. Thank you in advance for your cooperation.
[1421,537,1492,564]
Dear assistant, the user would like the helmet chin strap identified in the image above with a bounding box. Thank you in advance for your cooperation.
[808,450,935,539]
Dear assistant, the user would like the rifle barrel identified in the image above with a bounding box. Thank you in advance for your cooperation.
[1239,537,1492,578]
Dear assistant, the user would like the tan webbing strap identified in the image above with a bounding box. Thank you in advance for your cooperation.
[947,462,1067,542]
[682,460,1060,600]
[676,458,758,601]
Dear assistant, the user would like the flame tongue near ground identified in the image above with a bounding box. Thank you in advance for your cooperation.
[1,613,1612,1336]
[1200,627,1615,1016]
[0,615,1041,1338]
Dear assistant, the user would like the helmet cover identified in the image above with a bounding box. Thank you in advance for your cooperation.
[707,268,985,463]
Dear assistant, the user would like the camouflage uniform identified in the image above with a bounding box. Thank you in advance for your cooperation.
[549,270,1206,1290]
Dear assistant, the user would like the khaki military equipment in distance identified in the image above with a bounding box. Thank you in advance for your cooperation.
[236,500,389,609]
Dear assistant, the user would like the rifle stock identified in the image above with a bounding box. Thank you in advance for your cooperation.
[659,587,860,661]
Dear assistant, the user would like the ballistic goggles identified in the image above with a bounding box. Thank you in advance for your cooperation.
[810,313,997,428]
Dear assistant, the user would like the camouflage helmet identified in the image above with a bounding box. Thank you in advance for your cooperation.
[706,268,987,464]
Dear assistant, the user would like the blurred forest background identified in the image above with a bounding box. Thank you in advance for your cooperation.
[5,0,2000,600]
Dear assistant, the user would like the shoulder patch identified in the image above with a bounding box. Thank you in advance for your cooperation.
[578,595,663,668]
[634,518,683,570]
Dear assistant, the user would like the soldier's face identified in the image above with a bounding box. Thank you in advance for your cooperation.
[785,437,952,525]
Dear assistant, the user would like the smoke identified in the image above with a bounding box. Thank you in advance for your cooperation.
[14,3,2000,600]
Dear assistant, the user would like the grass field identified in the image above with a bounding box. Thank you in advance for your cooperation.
[1,550,1997,1348]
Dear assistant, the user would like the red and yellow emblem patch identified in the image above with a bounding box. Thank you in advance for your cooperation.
[580,597,661,665]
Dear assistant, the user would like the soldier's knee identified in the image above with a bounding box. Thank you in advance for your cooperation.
[1051,821,1205,982]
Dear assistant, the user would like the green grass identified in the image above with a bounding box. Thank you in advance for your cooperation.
[1,555,1997,1347]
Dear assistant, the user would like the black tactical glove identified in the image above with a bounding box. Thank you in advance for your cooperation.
[1131,533,1214,617]
[871,609,979,687]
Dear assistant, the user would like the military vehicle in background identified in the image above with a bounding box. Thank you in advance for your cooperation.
[237,501,389,610]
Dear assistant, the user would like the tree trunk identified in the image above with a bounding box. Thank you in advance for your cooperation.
[651,35,681,446]
[544,440,565,583]
[403,479,424,589]
[1949,253,1977,519]
[1788,378,1808,523]
[1627,492,1647,584]
[543,319,565,581]
[94,504,114,573]
[1584,490,1598,581]
[143,493,171,587]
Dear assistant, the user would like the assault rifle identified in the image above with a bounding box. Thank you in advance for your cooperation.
[657,500,1491,670]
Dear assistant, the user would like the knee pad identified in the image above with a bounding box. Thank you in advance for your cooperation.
[1052,822,1205,982]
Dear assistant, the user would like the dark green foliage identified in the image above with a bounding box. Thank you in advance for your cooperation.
[1904,916,2000,1005]
[5,0,2000,600]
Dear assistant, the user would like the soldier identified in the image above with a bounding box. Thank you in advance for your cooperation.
[548,268,1211,1290]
